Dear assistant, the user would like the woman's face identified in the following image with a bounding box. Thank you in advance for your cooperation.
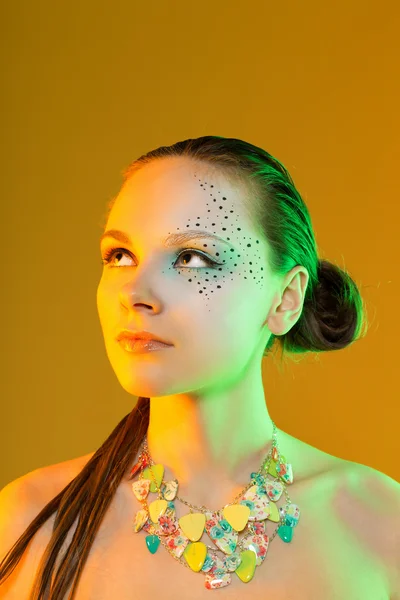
[97,157,279,398]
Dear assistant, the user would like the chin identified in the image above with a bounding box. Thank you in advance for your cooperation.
[114,372,170,399]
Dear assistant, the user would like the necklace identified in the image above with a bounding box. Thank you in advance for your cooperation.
[129,421,300,589]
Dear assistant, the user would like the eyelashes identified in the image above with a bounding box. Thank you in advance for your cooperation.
[101,246,222,270]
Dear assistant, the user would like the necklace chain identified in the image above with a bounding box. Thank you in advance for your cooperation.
[134,421,291,552]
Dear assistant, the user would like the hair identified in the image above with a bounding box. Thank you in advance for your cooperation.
[0,136,369,598]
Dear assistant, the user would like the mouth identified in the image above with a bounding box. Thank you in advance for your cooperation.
[117,338,173,354]
[115,329,173,345]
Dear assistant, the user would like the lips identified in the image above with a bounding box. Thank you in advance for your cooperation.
[115,329,172,345]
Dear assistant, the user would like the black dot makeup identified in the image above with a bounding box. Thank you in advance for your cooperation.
[164,172,265,310]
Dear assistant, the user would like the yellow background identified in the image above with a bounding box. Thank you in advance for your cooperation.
[1,1,398,488]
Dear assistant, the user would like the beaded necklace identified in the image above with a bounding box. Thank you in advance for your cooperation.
[129,421,300,589]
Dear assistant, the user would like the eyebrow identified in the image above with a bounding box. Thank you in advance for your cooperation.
[99,229,233,248]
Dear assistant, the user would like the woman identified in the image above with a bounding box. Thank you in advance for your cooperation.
[0,136,398,599]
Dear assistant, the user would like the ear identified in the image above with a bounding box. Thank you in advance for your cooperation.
[264,266,310,336]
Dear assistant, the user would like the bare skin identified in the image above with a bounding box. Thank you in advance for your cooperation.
[2,158,399,598]
[96,156,311,496]
[1,433,399,599]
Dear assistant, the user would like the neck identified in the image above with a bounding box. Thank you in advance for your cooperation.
[144,362,280,503]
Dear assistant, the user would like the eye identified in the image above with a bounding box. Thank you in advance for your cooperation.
[101,248,133,267]
[175,250,220,269]
[101,247,222,269]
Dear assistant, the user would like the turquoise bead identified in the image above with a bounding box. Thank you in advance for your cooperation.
[145,534,161,554]
[277,525,294,543]
[285,515,297,527]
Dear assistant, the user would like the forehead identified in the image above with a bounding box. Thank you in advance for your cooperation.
[108,157,253,230]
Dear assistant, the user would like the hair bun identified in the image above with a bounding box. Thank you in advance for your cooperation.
[284,258,367,354]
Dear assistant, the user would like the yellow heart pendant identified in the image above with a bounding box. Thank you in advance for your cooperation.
[179,512,206,541]
[149,499,168,523]
[183,541,208,571]
[223,504,250,531]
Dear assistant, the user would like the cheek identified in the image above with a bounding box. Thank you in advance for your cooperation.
[181,266,241,313]
[175,280,233,328]
[177,293,252,352]
[206,294,265,357]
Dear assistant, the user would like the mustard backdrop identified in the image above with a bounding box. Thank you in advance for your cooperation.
[1,1,398,488]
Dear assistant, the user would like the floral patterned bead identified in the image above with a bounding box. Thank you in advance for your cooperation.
[201,553,215,572]
[224,552,242,572]
[219,519,232,533]
[210,526,224,539]
[241,499,255,511]
[251,472,266,487]
[213,567,226,578]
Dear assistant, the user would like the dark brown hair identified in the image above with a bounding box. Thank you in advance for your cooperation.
[0,136,369,598]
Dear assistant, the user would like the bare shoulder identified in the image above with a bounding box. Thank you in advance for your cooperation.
[348,462,399,572]
[286,430,400,509]
[300,437,400,542]
[348,461,400,506]
[0,452,96,598]
[330,458,399,598]
[31,450,96,489]
[330,457,400,528]
[285,432,399,596]
[0,451,96,543]
[19,450,97,499]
